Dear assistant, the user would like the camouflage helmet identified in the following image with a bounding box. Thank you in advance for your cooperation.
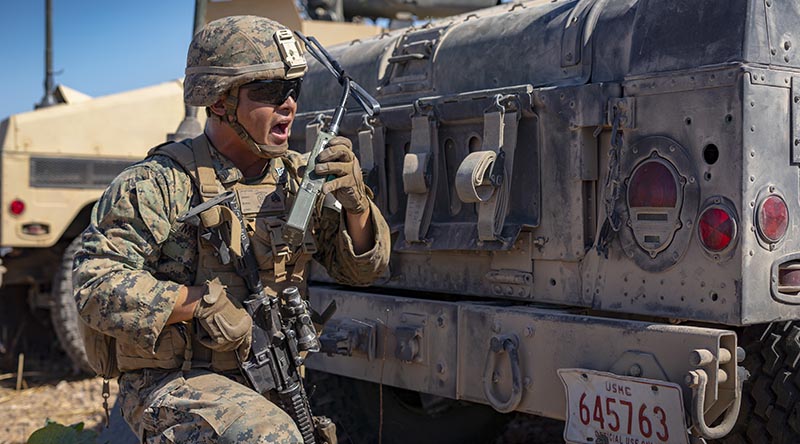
[184,15,307,107]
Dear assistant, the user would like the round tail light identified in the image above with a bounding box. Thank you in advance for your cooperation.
[628,160,679,208]
[10,199,25,215]
[698,206,737,252]
[757,195,788,243]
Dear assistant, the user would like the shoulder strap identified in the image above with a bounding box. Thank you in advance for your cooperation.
[190,135,223,201]
[148,135,222,203]
[147,140,197,181]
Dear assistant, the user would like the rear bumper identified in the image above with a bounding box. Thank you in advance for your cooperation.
[306,286,743,439]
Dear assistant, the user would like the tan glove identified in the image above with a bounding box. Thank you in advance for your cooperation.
[315,136,369,214]
[194,278,252,359]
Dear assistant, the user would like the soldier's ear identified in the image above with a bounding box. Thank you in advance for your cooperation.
[209,98,226,117]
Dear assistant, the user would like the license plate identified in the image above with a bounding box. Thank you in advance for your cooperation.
[558,369,689,444]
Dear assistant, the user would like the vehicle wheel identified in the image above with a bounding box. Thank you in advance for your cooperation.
[713,322,800,444]
[50,237,91,374]
[306,370,510,444]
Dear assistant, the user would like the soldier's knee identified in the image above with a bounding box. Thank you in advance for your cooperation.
[219,404,302,444]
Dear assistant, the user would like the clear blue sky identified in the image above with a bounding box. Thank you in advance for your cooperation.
[0,0,195,120]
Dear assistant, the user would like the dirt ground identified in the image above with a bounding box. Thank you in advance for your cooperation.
[1,368,566,444]
[0,372,117,444]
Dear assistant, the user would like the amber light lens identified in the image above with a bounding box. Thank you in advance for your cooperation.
[757,195,788,243]
[699,207,736,252]
[628,161,678,208]
[10,199,25,215]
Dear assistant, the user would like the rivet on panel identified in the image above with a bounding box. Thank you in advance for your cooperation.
[524,326,535,337]
[629,364,643,377]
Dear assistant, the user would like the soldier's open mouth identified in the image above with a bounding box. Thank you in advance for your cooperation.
[270,123,289,141]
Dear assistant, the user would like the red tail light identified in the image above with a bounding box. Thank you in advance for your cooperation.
[757,195,788,243]
[10,199,25,215]
[628,161,678,208]
[698,206,737,252]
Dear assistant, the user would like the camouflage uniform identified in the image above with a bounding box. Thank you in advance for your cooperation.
[73,15,390,444]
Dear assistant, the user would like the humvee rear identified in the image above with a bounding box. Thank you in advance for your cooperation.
[293,1,800,442]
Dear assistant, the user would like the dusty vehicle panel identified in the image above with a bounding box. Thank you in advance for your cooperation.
[291,0,800,442]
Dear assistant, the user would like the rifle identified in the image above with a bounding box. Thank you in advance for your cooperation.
[178,191,334,444]
[282,31,380,247]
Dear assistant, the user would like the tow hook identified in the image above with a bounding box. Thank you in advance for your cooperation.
[483,334,524,413]
[686,348,747,440]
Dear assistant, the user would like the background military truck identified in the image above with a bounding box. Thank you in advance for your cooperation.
[286,0,800,443]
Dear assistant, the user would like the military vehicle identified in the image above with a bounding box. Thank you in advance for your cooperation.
[7,0,796,443]
[286,0,800,443]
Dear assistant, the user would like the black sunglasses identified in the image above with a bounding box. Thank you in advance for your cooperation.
[242,78,303,105]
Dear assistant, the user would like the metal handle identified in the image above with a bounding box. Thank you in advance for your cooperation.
[482,334,523,413]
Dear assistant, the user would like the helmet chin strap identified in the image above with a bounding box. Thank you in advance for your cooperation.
[223,85,288,159]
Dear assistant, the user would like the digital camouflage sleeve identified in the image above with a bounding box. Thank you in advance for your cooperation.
[73,150,391,352]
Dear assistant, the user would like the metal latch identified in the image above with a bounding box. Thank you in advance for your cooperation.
[395,325,424,363]
[319,318,377,360]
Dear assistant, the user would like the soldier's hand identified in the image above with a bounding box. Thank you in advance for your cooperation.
[194,278,252,359]
[315,137,369,214]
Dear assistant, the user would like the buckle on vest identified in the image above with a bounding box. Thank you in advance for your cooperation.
[267,220,290,282]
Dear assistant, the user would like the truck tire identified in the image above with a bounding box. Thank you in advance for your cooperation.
[307,370,509,444]
[714,322,800,444]
[50,237,91,374]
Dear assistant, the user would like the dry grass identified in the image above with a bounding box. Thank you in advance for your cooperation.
[0,375,119,444]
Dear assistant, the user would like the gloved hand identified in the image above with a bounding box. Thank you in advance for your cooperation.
[315,136,369,214]
[194,278,252,359]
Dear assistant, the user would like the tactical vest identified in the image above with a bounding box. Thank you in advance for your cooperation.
[111,135,317,373]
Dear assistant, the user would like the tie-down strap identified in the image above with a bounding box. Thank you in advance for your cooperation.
[455,107,520,241]
[403,114,439,243]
